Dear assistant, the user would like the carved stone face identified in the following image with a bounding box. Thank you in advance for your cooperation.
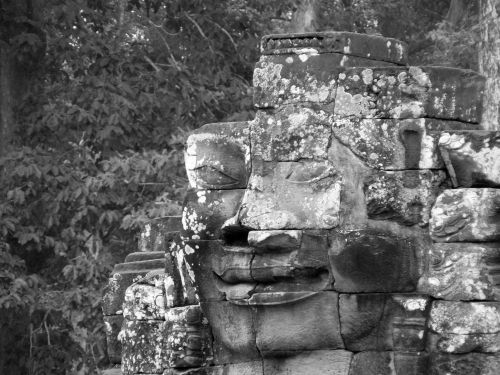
[180,112,445,360]
[180,32,494,372]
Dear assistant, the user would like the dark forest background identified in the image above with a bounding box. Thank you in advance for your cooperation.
[0,0,498,373]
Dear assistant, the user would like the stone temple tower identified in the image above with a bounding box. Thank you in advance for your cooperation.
[104,31,500,375]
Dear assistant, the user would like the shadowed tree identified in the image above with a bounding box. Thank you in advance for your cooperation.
[479,0,500,130]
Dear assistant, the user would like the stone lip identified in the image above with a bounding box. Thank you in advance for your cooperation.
[260,31,408,64]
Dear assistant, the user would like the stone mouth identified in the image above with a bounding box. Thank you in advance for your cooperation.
[213,269,330,306]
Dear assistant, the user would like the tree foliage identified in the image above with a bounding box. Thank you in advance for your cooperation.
[0,0,483,373]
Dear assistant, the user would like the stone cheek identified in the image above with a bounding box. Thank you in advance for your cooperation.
[240,160,342,230]
[251,106,333,161]
[418,243,500,301]
[334,66,484,122]
[439,130,500,188]
[430,188,500,242]
[329,229,421,293]
[364,170,447,226]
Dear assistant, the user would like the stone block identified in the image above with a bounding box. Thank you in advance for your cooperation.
[181,189,245,241]
[329,229,420,293]
[334,66,484,123]
[165,305,213,368]
[104,315,123,364]
[429,189,500,242]
[163,361,264,375]
[349,351,429,375]
[103,258,166,315]
[250,106,333,161]
[429,301,500,353]
[123,277,166,321]
[138,216,182,252]
[339,294,430,351]
[438,130,500,187]
[260,32,408,64]
[332,118,475,170]
[185,122,250,190]
[428,332,500,354]
[253,53,395,108]
[264,350,352,375]
[125,251,166,263]
[254,291,343,356]
[199,301,259,364]
[120,320,167,374]
[240,160,342,230]
[418,243,500,301]
[430,301,500,334]
[429,353,500,375]
[364,170,447,226]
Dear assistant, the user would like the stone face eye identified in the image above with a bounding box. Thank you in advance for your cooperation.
[185,122,250,190]
[191,165,241,188]
[285,162,335,184]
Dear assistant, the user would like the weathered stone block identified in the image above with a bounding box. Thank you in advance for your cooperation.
[250,106,333,161]
[103,257,166,315]
[428,332,500,354]
[104,315,123,364]
[240,160,342,230]
[165,305,213,368]
[349,351,429,375]
[332,118,475,170]
[439,130,500,187]
[429,353,500,375]
[339,294,430,351]
[181,189,245,241]
[429,301,500,353]
[364,170,447,226]
[418,243,500,301]
[329,229,420,293]
[264,350,352,375]
[138,216,182,252]
[253,53,395,108]
[260,32,408,65]
[199,301,259,364]
[163,361,264,375]
[335,66,484,123]
[185,122,250,190]
[430,189,500,242]
[123,276,166,321]
[254,292,343,356]
[120,320,167,374]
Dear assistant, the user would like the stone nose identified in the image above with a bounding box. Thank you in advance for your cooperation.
[247,230,302,253]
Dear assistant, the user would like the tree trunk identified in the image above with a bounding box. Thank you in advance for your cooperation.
[446,0,468,27]
[290,0,318,33]
[479,0,500,130]
[0,45,14,156]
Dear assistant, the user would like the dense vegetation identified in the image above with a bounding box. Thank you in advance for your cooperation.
[0,0,489,373]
